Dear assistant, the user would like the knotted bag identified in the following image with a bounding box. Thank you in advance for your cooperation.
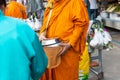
[42,38,63,68]
[43,46,63,68]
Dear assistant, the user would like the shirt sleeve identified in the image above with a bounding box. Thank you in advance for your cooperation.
[31,33,48,80]
[69,0,89,52]
[17,20,48,80]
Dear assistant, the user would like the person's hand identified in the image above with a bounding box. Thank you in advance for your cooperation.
[39,32,47,41]
[58,42,71,56]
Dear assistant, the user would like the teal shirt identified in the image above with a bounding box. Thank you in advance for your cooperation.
[0,10,48,80]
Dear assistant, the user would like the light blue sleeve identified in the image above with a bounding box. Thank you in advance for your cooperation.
[31,34,48,80]
[17,20,48,80]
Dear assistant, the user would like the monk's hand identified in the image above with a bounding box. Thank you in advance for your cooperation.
[58,42,71,56]
[39,32,47,41]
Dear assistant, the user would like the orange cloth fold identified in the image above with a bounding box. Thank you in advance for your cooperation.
[5,1,27,19]
[40,0,89,53]
[39,0,89,80]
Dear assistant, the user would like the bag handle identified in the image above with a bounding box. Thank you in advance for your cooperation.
[44,0,54,34]
[45,9,53,31]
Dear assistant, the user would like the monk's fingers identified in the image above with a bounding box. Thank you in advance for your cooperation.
[59,42,67,46]
[39,36,47,41]
[57,47,66,56]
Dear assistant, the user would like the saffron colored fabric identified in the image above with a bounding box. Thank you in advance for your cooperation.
[39,0,89,80]
[5,1,27,19]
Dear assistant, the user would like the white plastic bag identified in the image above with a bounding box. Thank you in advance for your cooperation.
[103,30,112,45]
[34,17,42,31]
[90,28,112,48]
[90,29,104,47]
[25,18,34,29]
[25,16,42,31]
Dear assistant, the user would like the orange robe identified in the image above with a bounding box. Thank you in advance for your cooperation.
[40,0,89,80]
[5,1,27,19]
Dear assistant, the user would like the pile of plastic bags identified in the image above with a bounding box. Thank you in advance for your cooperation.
[88,20,113,50]
[24,14,42,31]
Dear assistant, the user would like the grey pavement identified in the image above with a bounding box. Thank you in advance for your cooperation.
[89,27,120,80]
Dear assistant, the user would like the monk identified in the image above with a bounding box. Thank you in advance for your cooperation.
[39,0,89,80]
[5,0,27,19]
